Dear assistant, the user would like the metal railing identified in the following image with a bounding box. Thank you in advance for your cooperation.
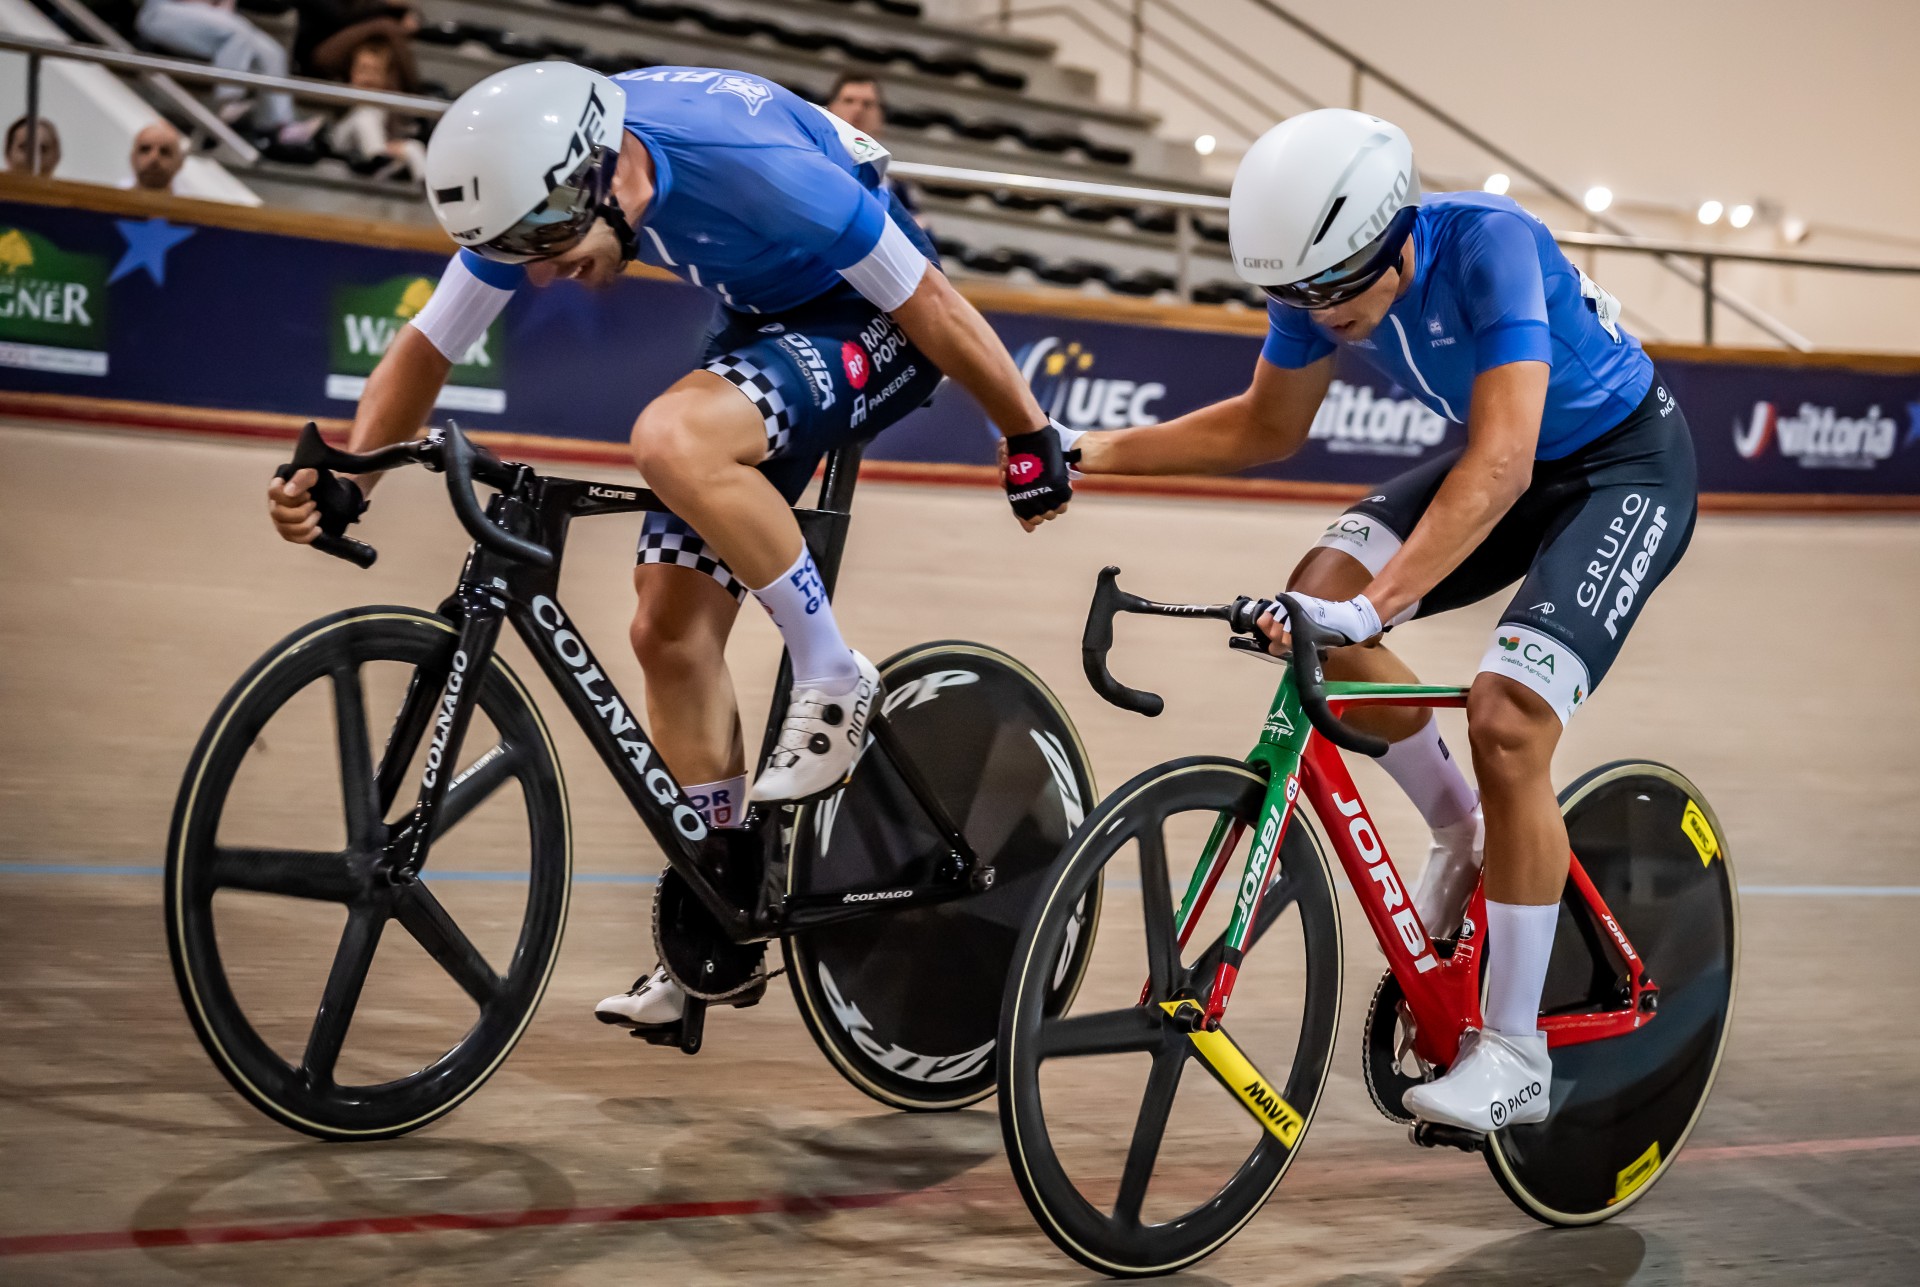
[6,33,1919,349]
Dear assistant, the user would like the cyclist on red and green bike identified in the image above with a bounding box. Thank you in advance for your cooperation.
[1057,109,1698,1133]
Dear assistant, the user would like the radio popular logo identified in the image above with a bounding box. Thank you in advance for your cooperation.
[1733,400,1900,470]
[326,274,505,414]
[0,226,110,377]
[1016,337,1166,429]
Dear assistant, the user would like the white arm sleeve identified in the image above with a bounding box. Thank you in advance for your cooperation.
[837,217,929,313]
[409,254,515,364]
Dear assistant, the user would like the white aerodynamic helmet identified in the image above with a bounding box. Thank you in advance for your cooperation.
[1229,108,1420,308]
[425,63,628,263]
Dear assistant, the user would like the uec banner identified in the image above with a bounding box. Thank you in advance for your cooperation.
[4,200,1916,499]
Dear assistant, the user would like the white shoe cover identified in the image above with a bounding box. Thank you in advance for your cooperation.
[1411,805,1484,939]
[1401,1027,1551,1133]
[749,651,879,803]
[594,965,685,1028]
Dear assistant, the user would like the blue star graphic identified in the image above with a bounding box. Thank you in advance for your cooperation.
[109,218,195,286]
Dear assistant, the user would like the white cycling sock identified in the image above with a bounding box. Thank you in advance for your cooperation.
[749,549,859,693]
[1378,717,1477,830]
[1484,899,1559,1036]
[687,775,748,829]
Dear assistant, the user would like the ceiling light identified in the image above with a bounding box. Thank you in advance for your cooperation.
[1729,203,1754,229]
[1781,214,1808,244]
[1697,200,1723,225]
[1583,185,1613,214]
[1194,134,1217,156]
[1483,172,1511,195]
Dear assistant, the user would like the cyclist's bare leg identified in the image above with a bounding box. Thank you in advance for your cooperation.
[1285,546,1428,744]
[1466,675,1568,905]
[629,563,746,787]
[631,371,802,590]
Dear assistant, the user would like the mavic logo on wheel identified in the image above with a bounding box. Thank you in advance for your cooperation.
[530,596,707,841]
[1335,791,1437,974]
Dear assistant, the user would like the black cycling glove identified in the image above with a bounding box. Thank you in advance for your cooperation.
[1003,421,1080,521]
[276,463,369,538]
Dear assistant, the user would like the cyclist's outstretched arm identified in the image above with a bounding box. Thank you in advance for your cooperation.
[889,266,1047,436]
[1075,355,1332,476]
[342,325,453,480]
[1361,360,1546,623]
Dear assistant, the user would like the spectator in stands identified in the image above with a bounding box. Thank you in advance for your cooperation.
[823,73,920,221]
[294,0,421,91]
[4,116,60,176]
[124,121,188,192]
[135,0,308,143]
[326,38,426,180]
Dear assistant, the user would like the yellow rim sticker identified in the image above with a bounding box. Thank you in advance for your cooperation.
[1681,800,1720,866]
[1160,1003,1304,1147]
[1611,1140,1661,1204]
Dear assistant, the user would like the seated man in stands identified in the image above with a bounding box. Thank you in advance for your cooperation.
[135,0,310,145]
[824,72,920,222]
[4,116,60,176]
[264,64,1079,1041]
[124,120,187,192]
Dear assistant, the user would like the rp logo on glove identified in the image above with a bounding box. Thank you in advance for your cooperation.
[1006,454,1044,485]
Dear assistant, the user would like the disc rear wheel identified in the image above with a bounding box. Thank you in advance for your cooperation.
[784,642,1099,1110]
[1485,761,1738,1223]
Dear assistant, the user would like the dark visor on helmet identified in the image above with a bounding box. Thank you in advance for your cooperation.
[1263,205,1418,310]
[471,145,618,264]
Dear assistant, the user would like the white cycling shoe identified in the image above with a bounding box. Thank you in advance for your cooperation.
[595,964,685,1030]
[748,651,880,803]
[1402,1027,1552,1133]
[1411,804,1483,940]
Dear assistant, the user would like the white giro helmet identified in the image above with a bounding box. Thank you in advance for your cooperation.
[426,63,628,263]
[1229,108,1420,308]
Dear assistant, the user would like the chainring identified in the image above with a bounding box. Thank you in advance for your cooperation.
[653,866,766,1002]
[1362,969,1433,1125]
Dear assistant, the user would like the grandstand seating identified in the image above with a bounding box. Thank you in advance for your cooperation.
[37,0,1248,305]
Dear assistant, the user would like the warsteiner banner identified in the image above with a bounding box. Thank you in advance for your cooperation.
[0,225,110,377]
[1,197,1915,500]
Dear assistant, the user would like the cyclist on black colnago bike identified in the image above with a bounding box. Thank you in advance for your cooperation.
[262,63,1084,1039]
[1054,109,1699,1133]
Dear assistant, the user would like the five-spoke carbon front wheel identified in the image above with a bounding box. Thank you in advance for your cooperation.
[999,757,1343,1277]
[166,607,570,1140]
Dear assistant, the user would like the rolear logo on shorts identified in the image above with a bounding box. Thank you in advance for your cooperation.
[1308,380,1449,457]
[1016,337,1166,430]
[1734,401,1899,470]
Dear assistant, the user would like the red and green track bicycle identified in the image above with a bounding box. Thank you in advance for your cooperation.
[997,568,1739,1277]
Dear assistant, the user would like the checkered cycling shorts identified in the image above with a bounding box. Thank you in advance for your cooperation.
[706,352,794,457]
[636,524,746,602]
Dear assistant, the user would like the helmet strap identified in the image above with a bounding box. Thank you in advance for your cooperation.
[596,199,639,266]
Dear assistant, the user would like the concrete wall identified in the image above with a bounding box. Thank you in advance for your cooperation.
[930,0,1920,351]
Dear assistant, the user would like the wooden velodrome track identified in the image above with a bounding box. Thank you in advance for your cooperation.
[2,415,1918,1285]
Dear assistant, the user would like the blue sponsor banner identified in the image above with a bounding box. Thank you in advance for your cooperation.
[4,198,1917,497]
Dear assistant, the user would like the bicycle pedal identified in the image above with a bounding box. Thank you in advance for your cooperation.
[1409,1121,1485,1153]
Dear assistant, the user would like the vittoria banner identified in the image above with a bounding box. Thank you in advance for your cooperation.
[2,197,1915,500]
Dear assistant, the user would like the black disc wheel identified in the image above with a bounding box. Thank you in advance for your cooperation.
[166,606,571,1141]
[784,641,1098,1111]
[999,757,1342,1278]
[1486,761,1738,1224]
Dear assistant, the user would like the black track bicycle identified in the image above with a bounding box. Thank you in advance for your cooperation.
[167,421,1099,1140]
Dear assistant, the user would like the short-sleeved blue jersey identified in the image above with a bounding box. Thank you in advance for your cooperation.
[1261,191,1653,459]
[459,67,905,314]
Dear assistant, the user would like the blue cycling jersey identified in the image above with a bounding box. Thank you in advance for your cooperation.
[459,66,903,314]
[1261,191,1654,459]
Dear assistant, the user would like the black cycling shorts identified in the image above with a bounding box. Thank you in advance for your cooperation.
[638,201,944,599]
[1313,372,1698,722]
